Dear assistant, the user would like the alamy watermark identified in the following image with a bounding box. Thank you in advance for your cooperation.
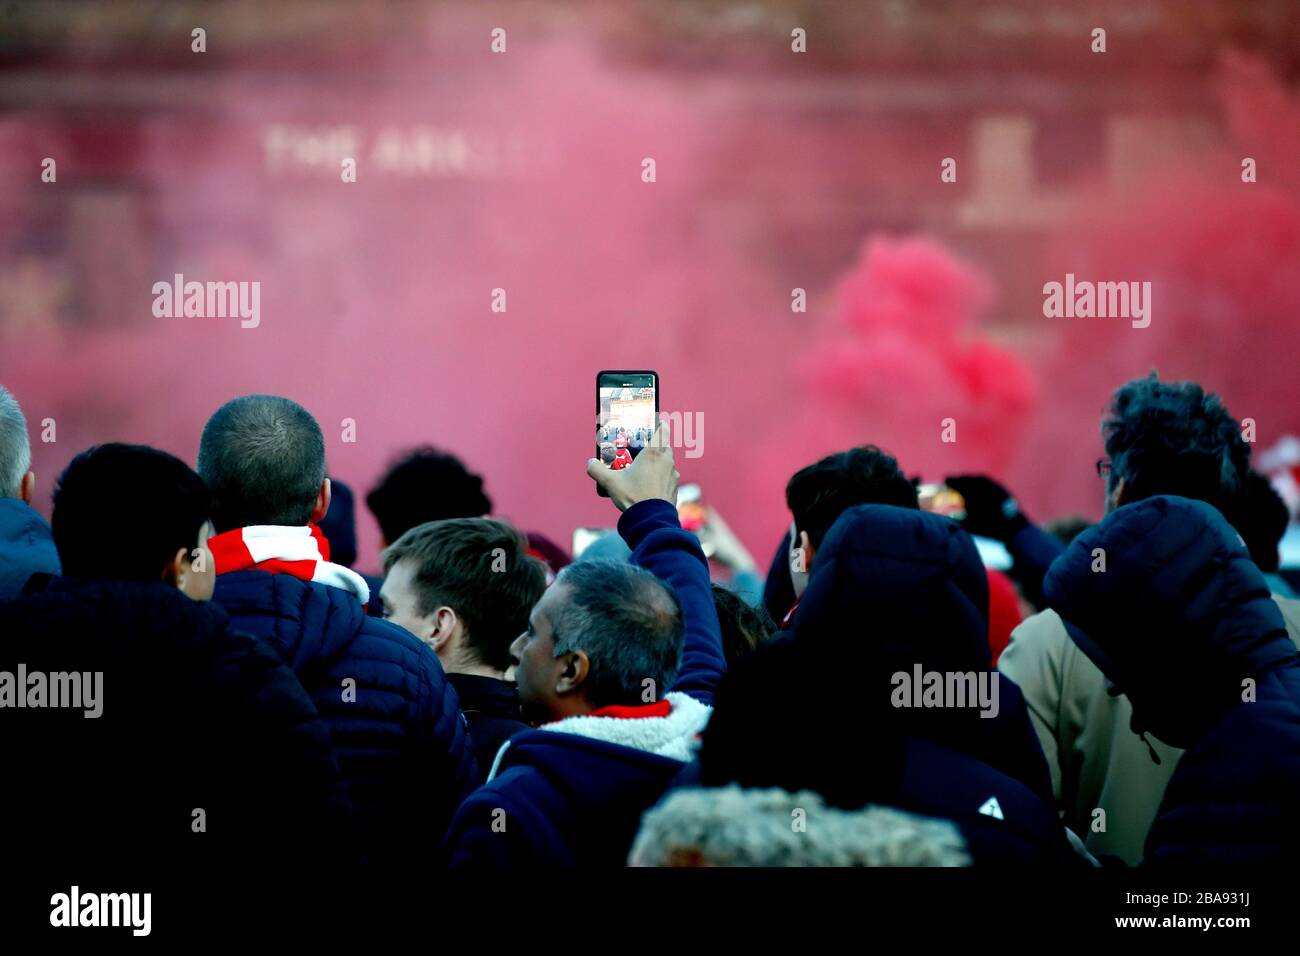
[597,409,704,459]
[50,886,150,936]
[152,273,260,328]
[0,665,102,718]
[1042,273,1151,329]
[890,664,999,719]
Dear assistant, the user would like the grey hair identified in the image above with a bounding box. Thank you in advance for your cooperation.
[0,385,32,499]
[197,394,326,531]
[550,560,684,707]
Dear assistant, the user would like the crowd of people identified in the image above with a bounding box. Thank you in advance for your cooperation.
[1,372,1298,875]
[597,425,651,470]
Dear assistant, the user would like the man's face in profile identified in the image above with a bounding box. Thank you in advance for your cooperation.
[379,559,435,647]
[511,584,568,723]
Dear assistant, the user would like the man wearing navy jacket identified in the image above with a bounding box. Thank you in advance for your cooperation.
[444,421,726,866]
[198,395,477,870]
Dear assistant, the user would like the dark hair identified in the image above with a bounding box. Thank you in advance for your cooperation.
[549,560,684,708]
[197,395,325,531]
[1237,471,1289,573]
[785,446,918,549]
[1102,373,1249,519]
[382,518,546,672]
[366,446,491,544]
[53,443,211,581]
[711,585,776,669]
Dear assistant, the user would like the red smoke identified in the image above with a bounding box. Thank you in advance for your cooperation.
[742,236,1038,535]
[1020,51,1300,523]
[2,30,1297,568]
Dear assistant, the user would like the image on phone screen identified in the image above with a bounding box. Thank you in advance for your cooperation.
[596,370,658,478]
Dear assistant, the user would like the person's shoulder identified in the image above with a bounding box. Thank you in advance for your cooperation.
[353,611,441,669]
[213,567,305,612]
[1271,593,1300,648]
[1001,608,1071,662]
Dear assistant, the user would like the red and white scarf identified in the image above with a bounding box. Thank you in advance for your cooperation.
[209,525,370,604]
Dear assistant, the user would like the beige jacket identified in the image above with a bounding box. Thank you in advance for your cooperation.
[997,595,1300,865]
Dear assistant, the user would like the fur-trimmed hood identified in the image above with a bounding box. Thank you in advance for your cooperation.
[630,785,970,867]
[450,694,714,866]
[489,692,709,781]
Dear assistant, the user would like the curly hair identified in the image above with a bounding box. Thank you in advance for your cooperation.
[1102,373,1249,520]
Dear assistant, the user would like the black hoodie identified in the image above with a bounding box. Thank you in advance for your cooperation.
[1046,495,1300,865]
[700,504,1072,865]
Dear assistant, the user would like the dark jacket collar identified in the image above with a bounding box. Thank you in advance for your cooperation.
[446,672,521,718]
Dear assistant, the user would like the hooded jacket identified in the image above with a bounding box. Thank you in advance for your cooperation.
[0,579,353,880]
[699,504,1073,865]
[0,498,60,601]
[1045,496,1300,865]
[782,504,1055,799]
[214,565,477,866]
[447,692,711,866]
[443,499,726,866]
[1002,524,1300,864]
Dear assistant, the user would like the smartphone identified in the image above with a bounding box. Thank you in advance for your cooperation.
[595,370,658,496]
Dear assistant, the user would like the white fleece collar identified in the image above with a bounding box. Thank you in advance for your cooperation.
[487,692,710,781]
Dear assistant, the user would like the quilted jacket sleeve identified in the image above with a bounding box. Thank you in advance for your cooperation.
[619,499,727,707]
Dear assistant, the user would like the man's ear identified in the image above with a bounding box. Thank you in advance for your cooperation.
[19,471,34,505]
[429,606,459,653]
[310,477,332,524]
[162,547,189,590]
[555,649,590,696]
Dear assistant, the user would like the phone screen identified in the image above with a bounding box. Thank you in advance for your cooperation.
[595,371,658,482]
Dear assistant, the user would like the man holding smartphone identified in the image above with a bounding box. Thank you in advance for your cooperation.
[443,421,727,866]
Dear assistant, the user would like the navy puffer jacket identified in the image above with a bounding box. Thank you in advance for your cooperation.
[214,569,477,866]
[1045,495,1300,865]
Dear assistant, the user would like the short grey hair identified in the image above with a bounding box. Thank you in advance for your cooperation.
[197,394,326,531]
[0,385,32,499]
[550,560,684,707]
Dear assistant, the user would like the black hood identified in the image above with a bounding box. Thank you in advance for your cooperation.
[788,503,992,675]
[702,504,1054,807]
[1044,495,1295,745]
